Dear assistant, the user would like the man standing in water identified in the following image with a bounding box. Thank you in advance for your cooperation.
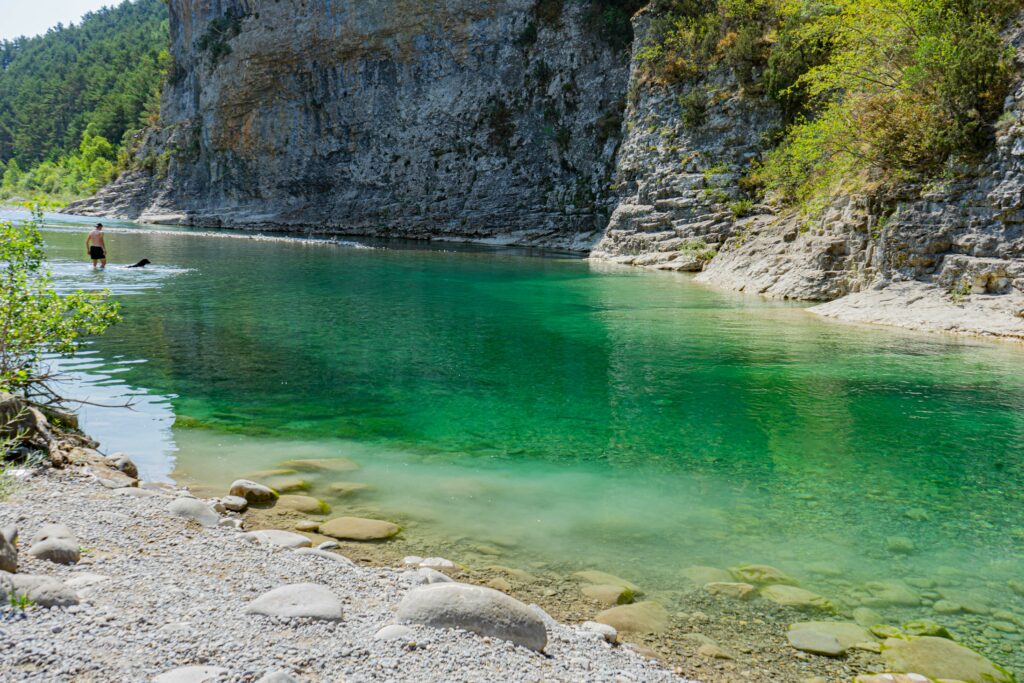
[86,223,107,269]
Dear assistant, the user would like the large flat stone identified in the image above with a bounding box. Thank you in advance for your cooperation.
[396,582,547,652]
[245,583,343,620]
[594,601,669,634]
[881,636,1015,683]
[319,516,399,541]
[240,530,312,549]
[167,498,220,527]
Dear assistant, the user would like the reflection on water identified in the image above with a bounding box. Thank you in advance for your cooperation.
[34,212,1024,673]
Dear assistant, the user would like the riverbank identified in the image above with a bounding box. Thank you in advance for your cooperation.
[1,418,1020,682]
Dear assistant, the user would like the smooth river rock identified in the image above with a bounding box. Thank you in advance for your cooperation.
[319,517,400,541]
[681,565,732,585]
[5,573,80,608]
[280,458,359,473]
[582,584,634,606]
[881,636,1015,683]
[221,495,248,512]
[240,530,312,549]
[572,570,641,593]
[167,498,220,527]
[228,479,278,505]
[396,583,547,652]
[152,665,229,682]
[27,524,80,565]
[760,585,834,611]
[787,621,874,656]
[245,583,343,620]
[594,601,669,634]
[274,494,330,515]
[732,564,797,585]
[704,582,756,600]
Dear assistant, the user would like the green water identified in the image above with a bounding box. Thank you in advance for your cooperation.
[28,211,1024,667]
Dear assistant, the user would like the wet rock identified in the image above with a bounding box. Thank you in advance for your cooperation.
[397,583,547,652]
[294,520,320,532]
[228,479,278,505]
[932,599,963,614]
[731,564,797,586]
[245,583,343,620]
[375,624,415,641]
[280,458,359,473]
[886,536,916,554]
[328,481,371,496]
[153,666,229,682]
[681,565,732,585]
[594,601,669,634]
[704,582,756,600]
[240,530,312,549]
[871,624,906,639]
[263,477,311,494]
[167,498,220,527]
[760,585,834,611]
[863,580,920,607]
[105,453,139,479]
[697,643,735,659]
[787,621,874,656]
[274,494,330,515]
[881,636,1015,683]
[319,516,399,541]
[854,676,931,683]
[28,524,80,565]
[1008,579,1024,597]
[582,583,635,606]
[572,570,641,593]
[903,619,953,639]
[221,495,248,512]
[486,577,512,592]
[937,589,991,614]
[853,607,884,627]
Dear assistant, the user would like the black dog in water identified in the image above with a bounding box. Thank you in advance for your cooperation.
[127,259,152,269]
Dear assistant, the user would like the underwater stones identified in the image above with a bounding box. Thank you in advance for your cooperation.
[319,517,399,541]
[863,580,920,607]
[854,675,931,683]
[486,577,512,593]
[904,508,930,521]
[731,564,797,586]
[245,583,343,621]
[1008,579,1024,597]
[328,482,371,497]
[681,565,732,585]
[870,624,905,639]
[280,458,359,473]
[853,607,884,627]
[572,570,641,593]
[937,589,991,615]
[886,536,916,554]
[760,585,834,612]
[262,477,311,494]
[881,636,1015,683]
[274,495,330,515]
[581,584,635,606]
[228,479,278,505]
[932,600,963,615]
[903,619,953,639]
[787,622,875,656]
[28,524,80,565]
[594,601,669,634]
[704,582,756,600]
[397,583,547,652]
[697,643,735,660]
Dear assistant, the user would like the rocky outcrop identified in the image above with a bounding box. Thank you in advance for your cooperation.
[70,0,635,250]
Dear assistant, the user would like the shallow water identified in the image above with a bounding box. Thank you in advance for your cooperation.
[24,210,1024,667]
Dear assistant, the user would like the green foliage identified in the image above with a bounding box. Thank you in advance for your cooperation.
[0,133,119,202]
[677,237,718,262]
[8,592,33,611]
[678,88,709,127]
[755,0,1019,211]
[196,10,246,64]
[0,207,120,398]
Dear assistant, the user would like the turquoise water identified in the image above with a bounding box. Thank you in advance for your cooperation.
[23,211,1024,665]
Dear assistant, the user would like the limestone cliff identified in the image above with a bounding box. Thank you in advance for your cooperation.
[70,0,634,249]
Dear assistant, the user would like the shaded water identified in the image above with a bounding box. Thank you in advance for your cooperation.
[22,210,1024,667]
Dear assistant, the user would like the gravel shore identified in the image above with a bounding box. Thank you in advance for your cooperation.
[0,467,686,683]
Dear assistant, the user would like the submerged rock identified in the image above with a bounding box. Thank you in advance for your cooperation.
[903,619,953,639]
[760,585,834,611]
[881,636,1015,683]
[681,565,732,585]
[245,583,343,620]
[280,458,359,473]
[787,621,874,656]
[731,564,797,586]
[229,479,278,505]
[582,583,635,606]
[274,494,330,515]
[396,583,547,652]
[572,570,641,593]
[594,601,669,634]
[704,582,756,600]
[328,481,371,497]
[319,516,399,541]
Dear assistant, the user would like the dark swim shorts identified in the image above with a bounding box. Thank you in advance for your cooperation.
[89,246,105,259]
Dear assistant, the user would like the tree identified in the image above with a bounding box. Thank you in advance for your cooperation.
[0,206,120,403]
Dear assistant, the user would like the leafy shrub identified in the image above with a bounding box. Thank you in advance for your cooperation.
[678,88,709,128]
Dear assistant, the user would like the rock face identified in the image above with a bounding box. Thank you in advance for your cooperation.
[397,583,547,651]
[69,0,636,250]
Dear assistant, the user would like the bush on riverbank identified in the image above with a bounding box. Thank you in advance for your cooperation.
[0,207,120,401]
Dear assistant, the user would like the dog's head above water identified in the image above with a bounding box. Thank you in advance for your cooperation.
[127,259,152,269]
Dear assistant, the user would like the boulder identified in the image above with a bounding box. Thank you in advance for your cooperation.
[731,564,797,585]
[396,583,547,652]
[594,601,669,634]
[319,516,399,541]
[275,495,330,515]
[5,573,79,607]
[240,530,312,549]
[27,524,80,565]
[167,499,220,527]
[0,532,16,573]
[704,582,756,600]
[228,479,278,505]
[681,565,732,585]
[91,465,138,489]
[787,622,874,656]
[152,666,229,682]
[245,583,343,620]
[221,496,248,512]
[760,585,834,611]
[105,453,139,478]
[294,521,320,532]
[881,636,1015,683]
[581,621,618,643]
[853,607,884,627]
[582,583,634,606]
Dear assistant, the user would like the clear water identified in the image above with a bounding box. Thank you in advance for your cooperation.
[22,210,1024,664]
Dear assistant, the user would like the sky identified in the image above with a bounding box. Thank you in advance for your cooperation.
[0,0,115,42]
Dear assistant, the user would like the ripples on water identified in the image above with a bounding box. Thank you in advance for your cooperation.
[27,212,1024,673]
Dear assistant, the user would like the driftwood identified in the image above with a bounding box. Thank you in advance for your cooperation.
[0,393,97,468]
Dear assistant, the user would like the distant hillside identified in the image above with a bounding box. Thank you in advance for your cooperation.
[0,0,168,195]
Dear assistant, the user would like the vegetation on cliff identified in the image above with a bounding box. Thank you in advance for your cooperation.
[637,0,1021,213]
[0,0,168,202]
